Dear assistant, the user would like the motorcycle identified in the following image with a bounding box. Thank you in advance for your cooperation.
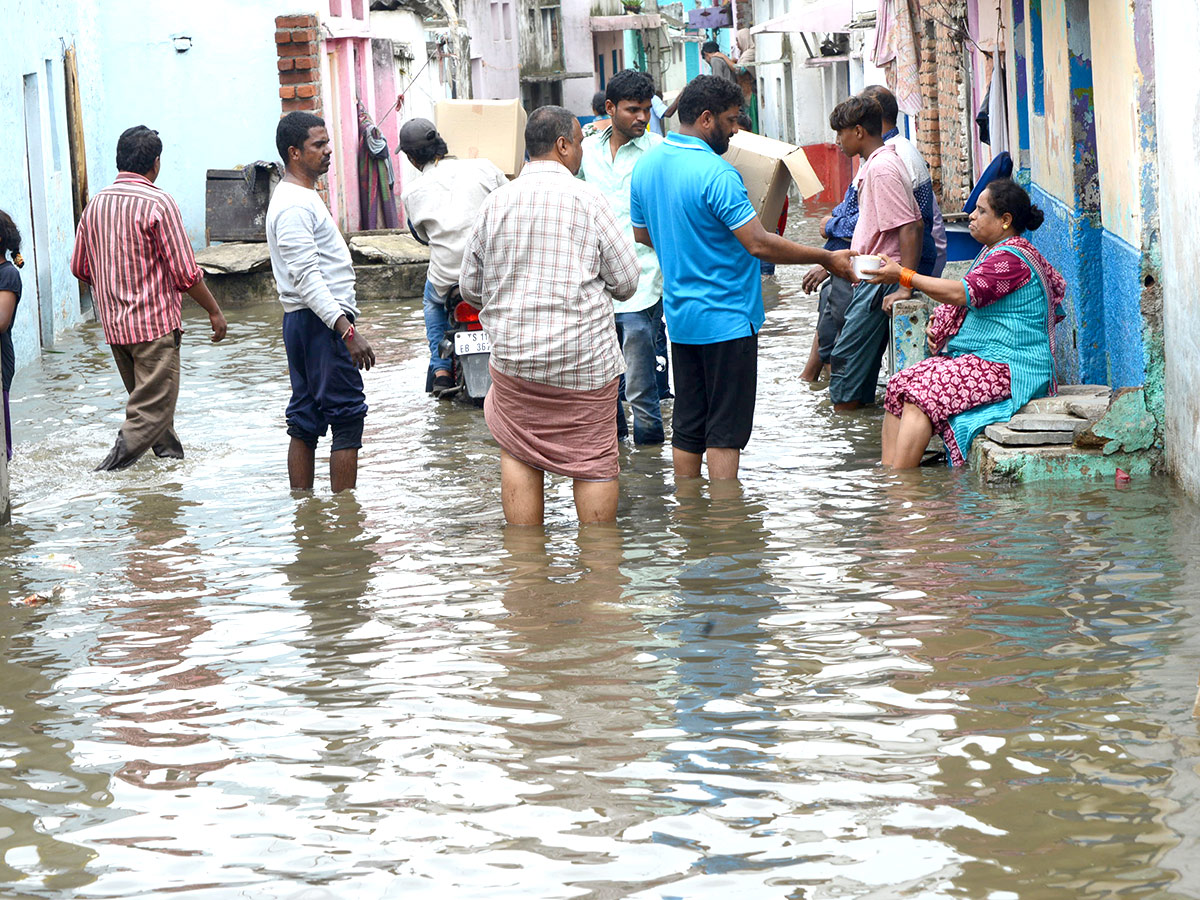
[436,288,492,405]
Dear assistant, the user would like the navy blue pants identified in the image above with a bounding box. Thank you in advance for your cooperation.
[283,309,367,451]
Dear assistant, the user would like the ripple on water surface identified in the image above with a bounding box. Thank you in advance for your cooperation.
[2,229,1200,898]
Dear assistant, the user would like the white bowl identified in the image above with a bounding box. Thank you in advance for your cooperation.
[853,254,883,278]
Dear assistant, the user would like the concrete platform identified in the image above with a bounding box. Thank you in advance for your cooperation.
[970,439,1159,484]
[195,230,430,308]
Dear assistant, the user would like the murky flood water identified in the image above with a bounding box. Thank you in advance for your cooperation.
[2,213,1200,899]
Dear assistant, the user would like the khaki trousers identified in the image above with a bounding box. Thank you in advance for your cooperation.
[96,330,183,471]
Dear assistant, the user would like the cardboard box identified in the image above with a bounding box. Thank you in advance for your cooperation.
[435,99,527,177]
[723,131,824,229]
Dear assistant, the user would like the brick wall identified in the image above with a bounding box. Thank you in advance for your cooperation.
[276,14,323,118]
[913,2,974,212]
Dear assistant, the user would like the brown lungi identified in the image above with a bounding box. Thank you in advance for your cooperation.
[484,366,620,481]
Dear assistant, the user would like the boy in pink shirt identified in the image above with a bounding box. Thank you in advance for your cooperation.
[829,96,923,410]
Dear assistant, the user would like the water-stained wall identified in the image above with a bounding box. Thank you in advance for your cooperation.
[1153,0,1200,495]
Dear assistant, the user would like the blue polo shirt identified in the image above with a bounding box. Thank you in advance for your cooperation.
[630,132,762,345]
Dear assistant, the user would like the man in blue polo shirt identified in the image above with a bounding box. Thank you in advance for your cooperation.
[630,75,855,480]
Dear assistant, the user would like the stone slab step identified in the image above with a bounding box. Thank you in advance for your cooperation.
[984,423,1075,446]
[1007,413,1087,433]
[1056,384,1111,397]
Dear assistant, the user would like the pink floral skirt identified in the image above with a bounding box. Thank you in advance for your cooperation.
[884,354,1012,465]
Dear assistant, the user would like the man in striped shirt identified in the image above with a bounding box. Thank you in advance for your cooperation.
[71,125,227,471]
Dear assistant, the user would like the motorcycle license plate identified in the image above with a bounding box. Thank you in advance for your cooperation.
[454,331,491,355]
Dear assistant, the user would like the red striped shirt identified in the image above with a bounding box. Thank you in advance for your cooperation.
[70,172,203,345]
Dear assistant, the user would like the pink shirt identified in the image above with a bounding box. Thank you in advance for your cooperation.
[70,173,202,345]
[850,144,921,260]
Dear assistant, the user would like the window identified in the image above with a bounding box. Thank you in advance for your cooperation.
[44,60,62,172]
[491,1,501,35]
[502,3,511,40]
[1030,0,1045,115]
[598,53,606,89]
[612,49,619,75]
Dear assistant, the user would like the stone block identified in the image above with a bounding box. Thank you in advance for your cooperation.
[970,438,1159,484]
[984,424,1074,446]
[1057,384,1111,397]
[348,232,431,266]
[354,263,427,300]
[1006,413,1086,433]
[1065,396,1110,422]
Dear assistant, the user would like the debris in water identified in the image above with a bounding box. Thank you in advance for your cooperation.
[1115,468,1131,487]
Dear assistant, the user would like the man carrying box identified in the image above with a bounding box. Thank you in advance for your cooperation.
[630,75,855,481]
[399,118,507,397]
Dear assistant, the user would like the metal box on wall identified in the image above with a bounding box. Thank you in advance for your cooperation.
[205,164,281,243]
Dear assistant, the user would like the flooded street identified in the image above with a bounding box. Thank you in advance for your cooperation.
[3,215,1200,898]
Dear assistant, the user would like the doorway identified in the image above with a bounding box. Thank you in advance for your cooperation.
[22,73,54,349]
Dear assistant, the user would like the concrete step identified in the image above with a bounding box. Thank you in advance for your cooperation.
[1007,413,1088,433]
[985,423,1075,446]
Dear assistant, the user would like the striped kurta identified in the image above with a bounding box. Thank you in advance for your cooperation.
[70,172,203,345]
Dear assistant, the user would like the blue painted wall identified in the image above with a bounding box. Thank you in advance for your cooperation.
[1027,184,1104,386]
[1099,231,1146,388]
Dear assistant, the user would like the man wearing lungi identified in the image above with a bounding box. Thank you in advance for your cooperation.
[630,76,855,480]
[70,125,228,471]
[267,112,376,493]
[460,106,641,526]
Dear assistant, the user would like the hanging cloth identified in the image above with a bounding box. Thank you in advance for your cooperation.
[987,54,1011,157]
[890,0,922,116]
[356,100,400,230]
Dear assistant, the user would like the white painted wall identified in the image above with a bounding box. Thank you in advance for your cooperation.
[1,0,95,369]
[1153,0,1200,496]
[562,0,597,115]
[372,10,452,191]
[91,1,283,248]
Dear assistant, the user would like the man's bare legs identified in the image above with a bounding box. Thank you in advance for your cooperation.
[801,333,824,382]
[882,403,933,469]
[500,449,546,525]
[330,449,358,492]
[501,451,619,525]
[673,447,703,479]
[289,439,359,492]
[573,479,618,523]
[289,438,315,491]
[673,446,740,480]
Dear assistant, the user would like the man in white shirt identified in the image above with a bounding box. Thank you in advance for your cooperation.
[399,119,507,397]
[267,112,376,493]
[578,68,665,445]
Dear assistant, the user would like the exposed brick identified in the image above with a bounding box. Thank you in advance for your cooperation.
[275,29,291,43]
[276,14,317,28]
[290,28,317,42]
[278,40,316,57]
[279,70,315,85]
[278,58,295,71]
[292,54,318,70]
[282,97,319,113]
[279,85,296,99]
[295,83,318,98]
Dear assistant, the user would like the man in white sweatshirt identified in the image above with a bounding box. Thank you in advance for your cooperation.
[267,111,376,493]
